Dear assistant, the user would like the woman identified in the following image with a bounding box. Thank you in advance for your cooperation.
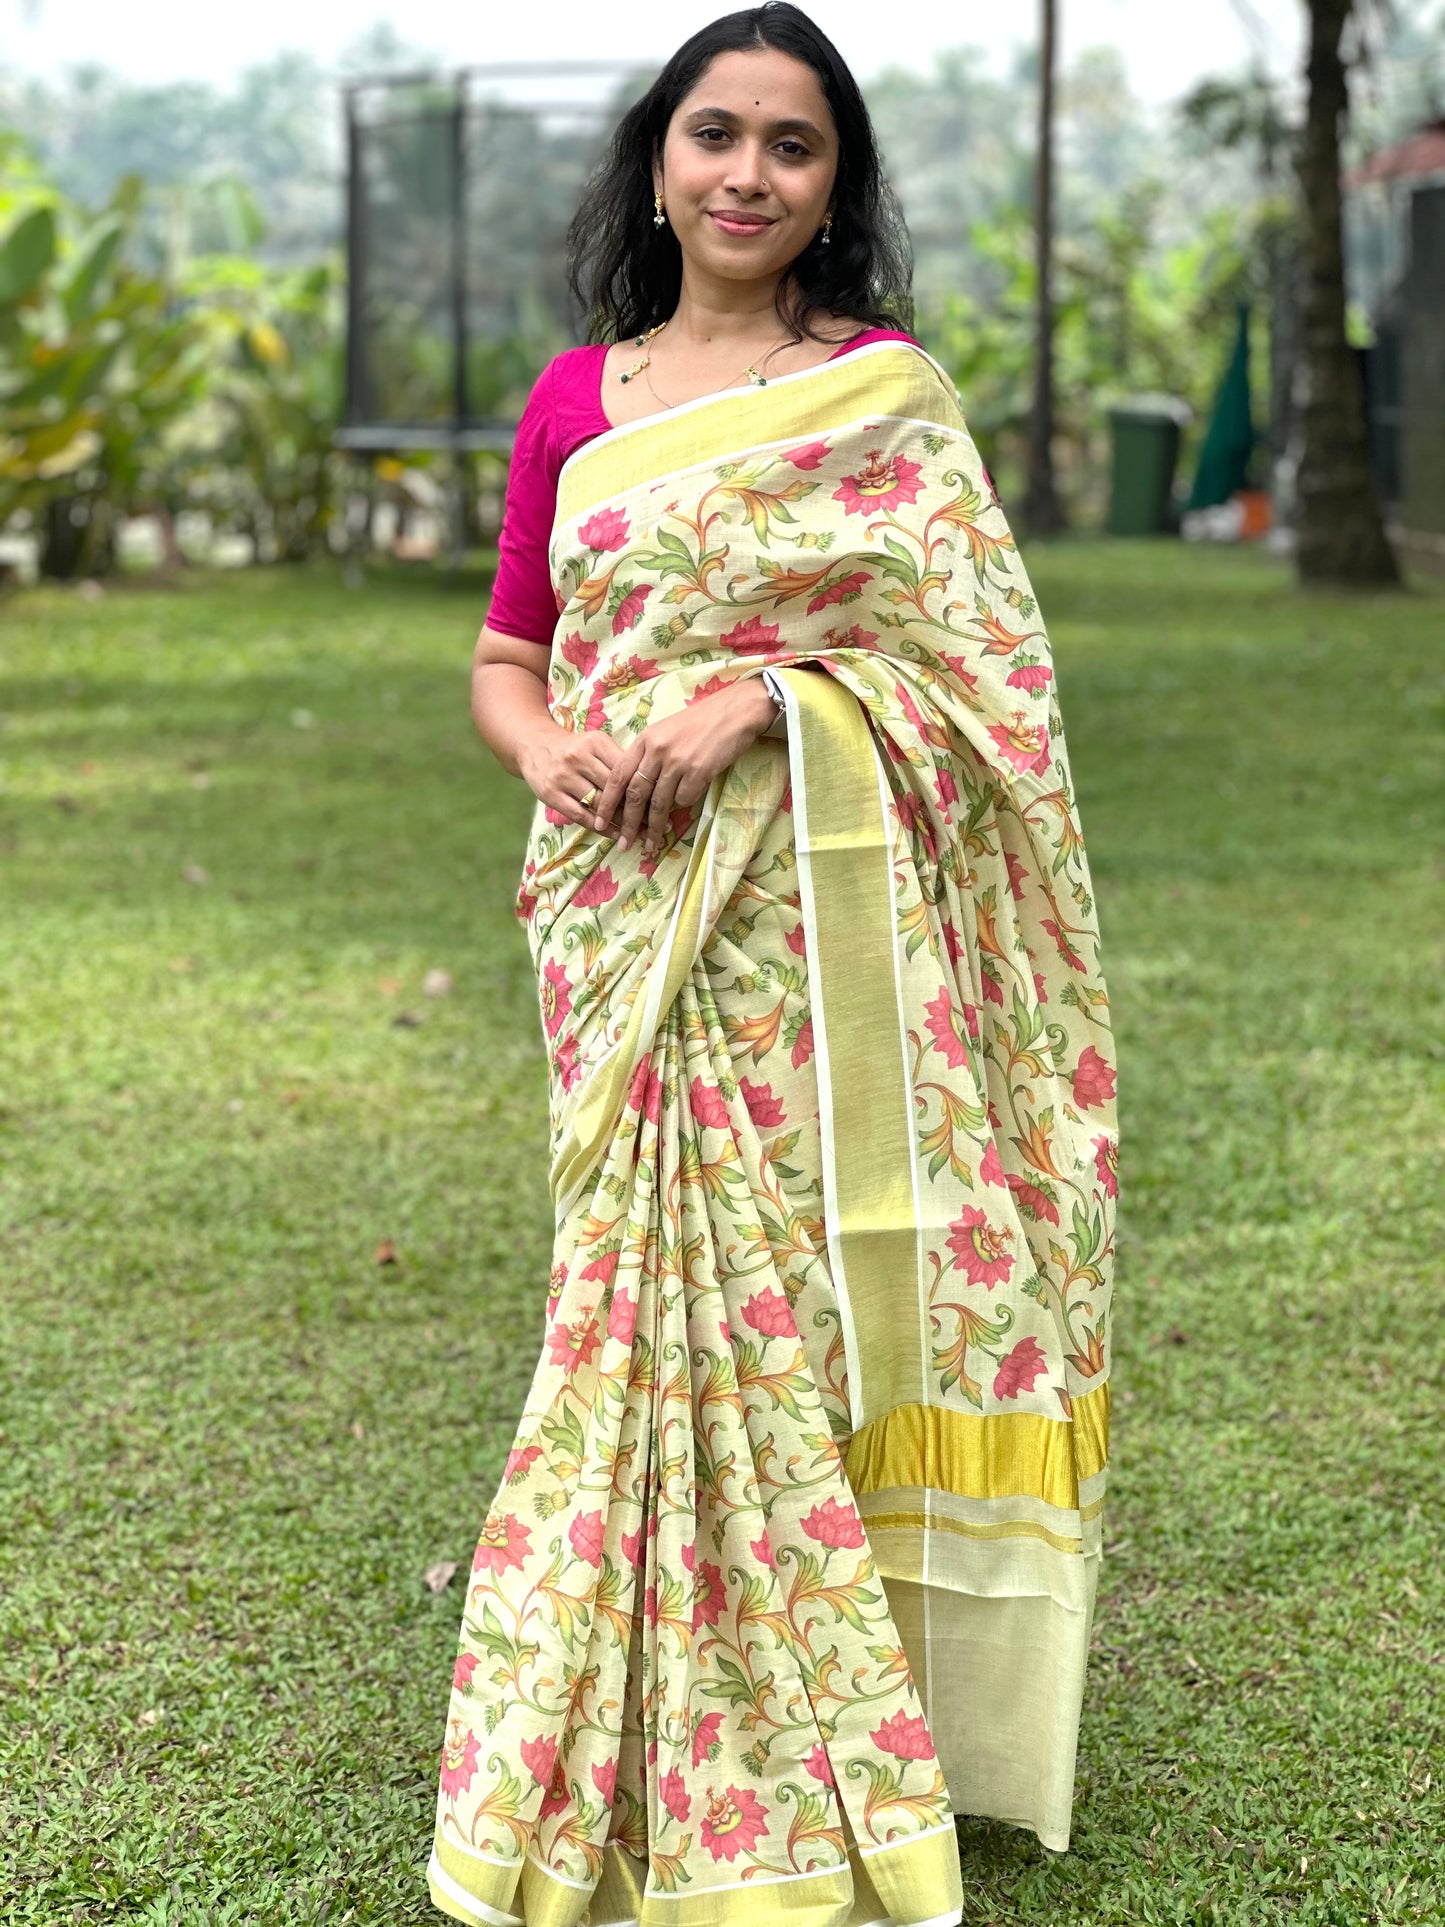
[430,8,1117,1924]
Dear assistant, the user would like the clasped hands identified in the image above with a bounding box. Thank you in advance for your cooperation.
[519,673,779,857]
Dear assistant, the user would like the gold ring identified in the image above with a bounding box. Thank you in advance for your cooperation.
[581,786,598,809]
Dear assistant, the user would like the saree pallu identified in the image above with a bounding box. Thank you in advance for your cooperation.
[430,342,1117,1927]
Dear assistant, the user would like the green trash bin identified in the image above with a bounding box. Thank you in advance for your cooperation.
[1107,396,1192,536]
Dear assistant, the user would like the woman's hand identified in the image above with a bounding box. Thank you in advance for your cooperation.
[516,722,631,836]
[590,675,778,854]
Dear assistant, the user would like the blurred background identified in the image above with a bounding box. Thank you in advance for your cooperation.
[2,0,1442,583]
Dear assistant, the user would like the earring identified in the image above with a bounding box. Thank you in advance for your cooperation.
[820,212,833,246]
[653,191,666,229]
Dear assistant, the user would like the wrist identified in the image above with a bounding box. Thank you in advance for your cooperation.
[728,673,781,736]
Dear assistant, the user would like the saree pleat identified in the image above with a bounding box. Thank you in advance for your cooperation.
[431,342,1116,1925]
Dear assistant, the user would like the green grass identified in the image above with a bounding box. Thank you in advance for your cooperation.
[1,545,1441,1926]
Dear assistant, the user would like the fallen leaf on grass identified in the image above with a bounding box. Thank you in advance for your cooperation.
[378,976,401,996]
[424,969,454,998]
[392,1011,423,1029]
[181,863,210,886]
[374,1239,399,1266]
[424,1561,458,1594]
[350,1420,364,1440]
[138,1708,162,1727]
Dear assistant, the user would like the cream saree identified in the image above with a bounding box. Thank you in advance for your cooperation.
[430,341,1117,1927]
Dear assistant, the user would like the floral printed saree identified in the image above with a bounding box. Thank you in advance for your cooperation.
[430,341,1117,1927]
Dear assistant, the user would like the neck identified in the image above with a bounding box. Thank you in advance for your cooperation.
[667,268,799,347]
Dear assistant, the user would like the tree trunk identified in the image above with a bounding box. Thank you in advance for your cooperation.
[1296,0,1398,583]
[1024,0,1066,534]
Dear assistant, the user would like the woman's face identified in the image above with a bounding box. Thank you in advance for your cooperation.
[654,47,839,289]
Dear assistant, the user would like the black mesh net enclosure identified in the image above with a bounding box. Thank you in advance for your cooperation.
[343,66,651,441]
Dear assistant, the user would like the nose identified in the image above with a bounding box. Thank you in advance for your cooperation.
[720,140,771,199]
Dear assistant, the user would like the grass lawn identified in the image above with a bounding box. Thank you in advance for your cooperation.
[1,543,1440,1926]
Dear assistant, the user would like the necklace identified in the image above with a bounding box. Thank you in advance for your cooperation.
[616,317,791,408]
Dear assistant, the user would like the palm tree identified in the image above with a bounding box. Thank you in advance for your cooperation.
[1295,0,1398,583]
[1023,0,1066,534]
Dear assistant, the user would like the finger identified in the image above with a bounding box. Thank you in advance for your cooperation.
[593,744,641,835]
[617,759,659,851]
[642,764,684,851]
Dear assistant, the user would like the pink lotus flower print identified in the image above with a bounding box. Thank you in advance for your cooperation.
[1006,658,1053,693]
[749,1528,776,1568]
[611,583,652,635]
[871,1710,935,1760]
[439,1722,481,1798]
[580,1247,619,1288]
[946,1206,1015,1288]
[720,615,781,655]
[504,1442,542,1482]
[739,1076,786,1128]
[607,1288,637,1346]
[924,987,970,1068]
[573,866,618,910]
[520,1731,558,1787]
[540,958,572,1037]
[1072,1045,1116,1111]
[547,1315,601,1375]
[783,439,831,469]
[591,1758,617,1806]
[803,1741,834,1784]
[1005,852,1029,900]
[578,507,630,551]
[621,1527,640,1565]
[701,1784,769,1862]
[1093,1132,1119,1198]
[554,1033,581,1092]
[691,1709,725,1767]
[539,1759,569,1820]
[473,1511,531,1574]
[452,1650,479,1695]
[1007,1171,1061,1226]
[568,1507,605,1567]
[986,712,1052,775]
[689,1077,730,1130]
[833,449,925,518]
[791,1017,815,1070]
[560,630,598,677]
[741,1286,796,1338]
[979,1140,1005,1187]
[627,1059,662,1122]
[994,1334,1049,1401]
[692,1560,726,1628]
[805,569,871,614]
[801,1496,866,1549]
[660,1766,691,1821]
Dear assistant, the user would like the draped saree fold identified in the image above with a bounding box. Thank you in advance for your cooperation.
[430,342,1118,1927]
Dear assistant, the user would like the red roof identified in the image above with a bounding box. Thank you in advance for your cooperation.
[1348,120,1445,187]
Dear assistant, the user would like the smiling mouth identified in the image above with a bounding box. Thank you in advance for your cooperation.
[708,211,777,231]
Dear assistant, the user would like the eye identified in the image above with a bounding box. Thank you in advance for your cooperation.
[776,140,811,159]
[694,126,730,144]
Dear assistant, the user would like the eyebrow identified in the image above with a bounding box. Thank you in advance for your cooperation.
[681,106,827,140]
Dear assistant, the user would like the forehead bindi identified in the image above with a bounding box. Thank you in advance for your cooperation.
[677,48,834,138]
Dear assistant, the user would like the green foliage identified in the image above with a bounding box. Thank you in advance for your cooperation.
[0,170,210,576]
[0,549,1440,1921]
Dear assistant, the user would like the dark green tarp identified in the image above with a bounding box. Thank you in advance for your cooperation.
[1188,303,1256,511]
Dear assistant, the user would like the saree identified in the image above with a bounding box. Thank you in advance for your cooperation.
[430,341,1117,1927]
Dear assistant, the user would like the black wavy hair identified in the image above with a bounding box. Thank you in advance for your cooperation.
[566,2,913,346]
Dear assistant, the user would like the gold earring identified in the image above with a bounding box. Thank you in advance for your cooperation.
[653,191,666,229]
[821,212,833,246]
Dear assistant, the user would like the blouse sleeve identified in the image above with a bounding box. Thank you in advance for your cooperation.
[485,361,562,648]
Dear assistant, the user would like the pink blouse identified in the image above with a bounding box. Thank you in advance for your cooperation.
[486,327,920,647]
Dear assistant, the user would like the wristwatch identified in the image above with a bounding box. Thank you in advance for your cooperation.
[761,668,788,738]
